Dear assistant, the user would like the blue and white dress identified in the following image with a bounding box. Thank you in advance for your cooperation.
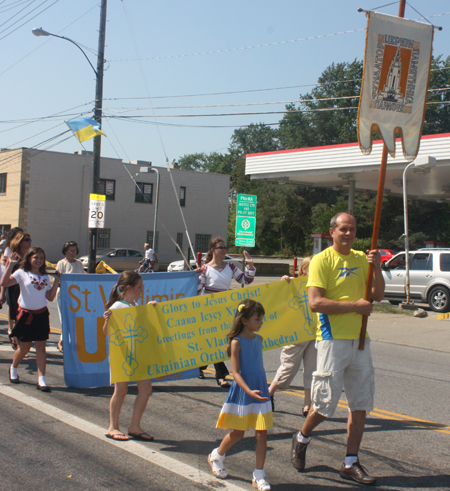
[217,334,273,431]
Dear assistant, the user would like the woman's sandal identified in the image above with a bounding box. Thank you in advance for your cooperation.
[106,432,130,441]
[252,477,271,490]
[302,406,310,418]
[207,454,227,479]
[217,378,230,389]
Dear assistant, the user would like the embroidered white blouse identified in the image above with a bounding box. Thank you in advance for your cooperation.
[197,262,256,295]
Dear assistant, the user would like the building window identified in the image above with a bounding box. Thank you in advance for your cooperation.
[0,224,11,236]
[147,231,159,252]
[180,186,186,207]
[98,179,115,200]
[176,233,183,253]
[195,234,211,253]
[98,228,111,249]
[136,182,153,203]
[0,173,6,195]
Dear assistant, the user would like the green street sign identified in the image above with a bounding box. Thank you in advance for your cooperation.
[235,194,257,247]
[235,216,256,247]
[236,194,257,217]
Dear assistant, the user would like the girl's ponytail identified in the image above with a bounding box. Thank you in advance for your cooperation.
[106,283,121,309]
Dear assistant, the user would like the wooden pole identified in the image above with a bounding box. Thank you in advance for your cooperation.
[359,0,406,349]
[359,145,388,349]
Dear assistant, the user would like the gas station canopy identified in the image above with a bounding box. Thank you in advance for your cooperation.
[245,133,450,202]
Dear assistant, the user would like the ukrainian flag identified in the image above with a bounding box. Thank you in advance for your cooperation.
[67,117,106,143]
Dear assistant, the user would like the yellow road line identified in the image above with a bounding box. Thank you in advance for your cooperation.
[3,341,449,434]
[207,369,450,436]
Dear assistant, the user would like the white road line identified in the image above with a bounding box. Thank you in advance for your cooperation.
[0,384,248,491]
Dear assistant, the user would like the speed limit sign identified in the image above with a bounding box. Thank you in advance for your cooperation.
[88,193,106,228]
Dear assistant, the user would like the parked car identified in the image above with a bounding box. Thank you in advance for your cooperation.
[79,248,143,271]
[167,253,242,272]
[381,249,450,312]
[378,249,397,261]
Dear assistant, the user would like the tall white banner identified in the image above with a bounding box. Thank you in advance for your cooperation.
[357,12,433,161]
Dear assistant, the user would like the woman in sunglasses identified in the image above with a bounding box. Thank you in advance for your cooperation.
[197,237,256,388]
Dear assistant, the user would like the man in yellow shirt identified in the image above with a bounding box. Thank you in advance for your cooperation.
[291,212,384,485]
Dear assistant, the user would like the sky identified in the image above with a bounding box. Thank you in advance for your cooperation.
[1,0,450,168]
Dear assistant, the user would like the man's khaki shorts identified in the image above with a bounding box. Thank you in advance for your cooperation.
[311,339,374,418]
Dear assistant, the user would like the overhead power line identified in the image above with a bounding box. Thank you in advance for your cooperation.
[0,0,60,42]
[103,87,450,113]
[0,0,35,29]
[102,66,450,103]
[108,11,450,64]
[0,2,99,78]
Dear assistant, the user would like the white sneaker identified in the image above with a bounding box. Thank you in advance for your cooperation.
[252,477,271,490]
[207,453,227,479]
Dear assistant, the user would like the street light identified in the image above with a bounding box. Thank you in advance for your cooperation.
[32,28,98,75]
[32,0,107,273]
[402,155,437,304]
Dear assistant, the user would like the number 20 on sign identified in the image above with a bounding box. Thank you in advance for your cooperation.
[88,193,106,228]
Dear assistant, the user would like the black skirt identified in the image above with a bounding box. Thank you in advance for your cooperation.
[10,308,50,342]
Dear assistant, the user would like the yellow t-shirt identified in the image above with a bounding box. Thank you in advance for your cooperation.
[307,247,369,340]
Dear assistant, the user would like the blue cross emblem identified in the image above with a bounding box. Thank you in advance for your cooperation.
[288,281,316,335]
[110,313,148,376]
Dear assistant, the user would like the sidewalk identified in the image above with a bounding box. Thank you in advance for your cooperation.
[368,310,450,353]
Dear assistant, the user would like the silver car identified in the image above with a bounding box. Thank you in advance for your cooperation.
[79,248,143,272]
[381,249,450,312]
[167,253,242,272]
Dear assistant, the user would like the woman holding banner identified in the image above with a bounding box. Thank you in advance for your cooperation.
[56,241,86,352]
[197,237,256,388]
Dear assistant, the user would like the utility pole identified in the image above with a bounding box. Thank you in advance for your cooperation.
[88,0,107,273]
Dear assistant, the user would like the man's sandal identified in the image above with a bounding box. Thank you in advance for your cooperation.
[207,453,227,479]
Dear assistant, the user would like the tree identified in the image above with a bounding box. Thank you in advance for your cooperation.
[279,60,363,149]
[423,55,450,135]
[229,123,280,155]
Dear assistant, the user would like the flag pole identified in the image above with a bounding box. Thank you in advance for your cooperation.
[359,0,406,350]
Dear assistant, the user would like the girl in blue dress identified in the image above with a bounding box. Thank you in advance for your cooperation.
[208,299,273,491]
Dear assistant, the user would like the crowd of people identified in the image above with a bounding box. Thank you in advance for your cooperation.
[0,212,384,489]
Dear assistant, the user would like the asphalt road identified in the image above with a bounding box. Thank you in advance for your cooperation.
[0,287,449,491]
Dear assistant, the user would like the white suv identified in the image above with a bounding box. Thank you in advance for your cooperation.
[381,249,450,312]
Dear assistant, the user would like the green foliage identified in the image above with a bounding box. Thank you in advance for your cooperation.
[352,237,372,252]
[423,55,450,135]
[279,60,363,150]
[229,123,280,155]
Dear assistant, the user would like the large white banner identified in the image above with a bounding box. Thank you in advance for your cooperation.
[357,12,433,161]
